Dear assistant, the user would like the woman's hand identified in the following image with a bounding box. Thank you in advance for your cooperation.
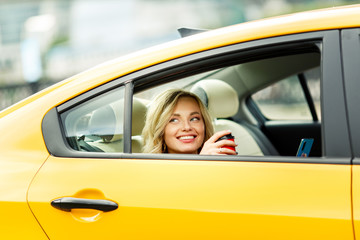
[199,130,237,155]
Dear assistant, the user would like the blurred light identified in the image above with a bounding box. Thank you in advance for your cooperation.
[25,14,56,33]
[21,38,42,83]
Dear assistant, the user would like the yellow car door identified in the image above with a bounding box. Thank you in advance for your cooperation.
[28,155,352,239]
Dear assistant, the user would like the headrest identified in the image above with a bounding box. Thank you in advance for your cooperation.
[190,79,239,118]
[89,101,123,142]
[132,97,147,135]
[88,97,147,143]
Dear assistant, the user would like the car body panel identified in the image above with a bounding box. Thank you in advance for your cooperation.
[353,165,360,239]
[28,156,352,239]
[0,202,47,239]
[0,105,51,238]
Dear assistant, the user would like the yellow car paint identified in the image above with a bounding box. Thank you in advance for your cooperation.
[28,157,352,239]
[352,164,360,239]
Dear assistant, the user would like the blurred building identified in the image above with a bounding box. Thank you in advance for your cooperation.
[0,0,243,86]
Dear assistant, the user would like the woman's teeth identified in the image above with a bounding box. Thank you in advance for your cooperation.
[179,136,195,140]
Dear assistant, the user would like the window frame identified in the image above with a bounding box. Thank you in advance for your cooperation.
[341,28,360,160]
[42,29,351,164]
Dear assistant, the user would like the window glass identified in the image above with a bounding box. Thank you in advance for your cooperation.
[252,67,321,121]
[61,87,125,152]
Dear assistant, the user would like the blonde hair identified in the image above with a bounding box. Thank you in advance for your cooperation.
[142,89,214,153]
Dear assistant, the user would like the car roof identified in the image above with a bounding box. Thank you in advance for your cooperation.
[1,4,360,117]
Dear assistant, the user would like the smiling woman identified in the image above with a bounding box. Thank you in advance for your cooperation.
[164,96,206,154]
[142,89,237,155]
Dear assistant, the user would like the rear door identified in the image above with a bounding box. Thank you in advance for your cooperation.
[28,30,353,239]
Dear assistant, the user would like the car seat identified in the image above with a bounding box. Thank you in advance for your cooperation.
[131,97,148,153]
[87,98,147,153]
[191,79,279,156]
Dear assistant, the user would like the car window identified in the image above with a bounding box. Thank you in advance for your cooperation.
[251,67,321,121]
[60,86,125,152]
[54,41,322,157]
[133,50,322,156]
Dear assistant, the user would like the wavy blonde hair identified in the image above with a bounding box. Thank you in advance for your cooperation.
[142,89,214,153]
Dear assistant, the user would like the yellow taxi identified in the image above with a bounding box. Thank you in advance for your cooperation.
[1,4,360,239]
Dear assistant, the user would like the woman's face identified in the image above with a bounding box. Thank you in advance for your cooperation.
[164,96,205,154]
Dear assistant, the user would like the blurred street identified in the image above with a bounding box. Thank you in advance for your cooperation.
[0,0,357,110]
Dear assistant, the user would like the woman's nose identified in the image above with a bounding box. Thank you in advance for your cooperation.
[182,120,192,131]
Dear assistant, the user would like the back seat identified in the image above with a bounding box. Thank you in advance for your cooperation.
[191,79,279,156]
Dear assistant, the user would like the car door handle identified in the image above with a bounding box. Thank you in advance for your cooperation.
[51,197,118,212]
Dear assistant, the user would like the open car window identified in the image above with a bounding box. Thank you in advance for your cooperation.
[134,51,321,156]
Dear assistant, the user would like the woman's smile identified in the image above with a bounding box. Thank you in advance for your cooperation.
[177,135,197,142]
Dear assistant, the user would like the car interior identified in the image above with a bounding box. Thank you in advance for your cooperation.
[190,79,274,156]
[62,50,322,157]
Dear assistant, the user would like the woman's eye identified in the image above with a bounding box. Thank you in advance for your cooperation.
[169,118,179,123]
[190,117,200,122]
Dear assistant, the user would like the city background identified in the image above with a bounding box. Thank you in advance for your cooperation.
[0,0,357,110]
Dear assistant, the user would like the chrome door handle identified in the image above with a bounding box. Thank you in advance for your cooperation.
[51,197,118,212]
